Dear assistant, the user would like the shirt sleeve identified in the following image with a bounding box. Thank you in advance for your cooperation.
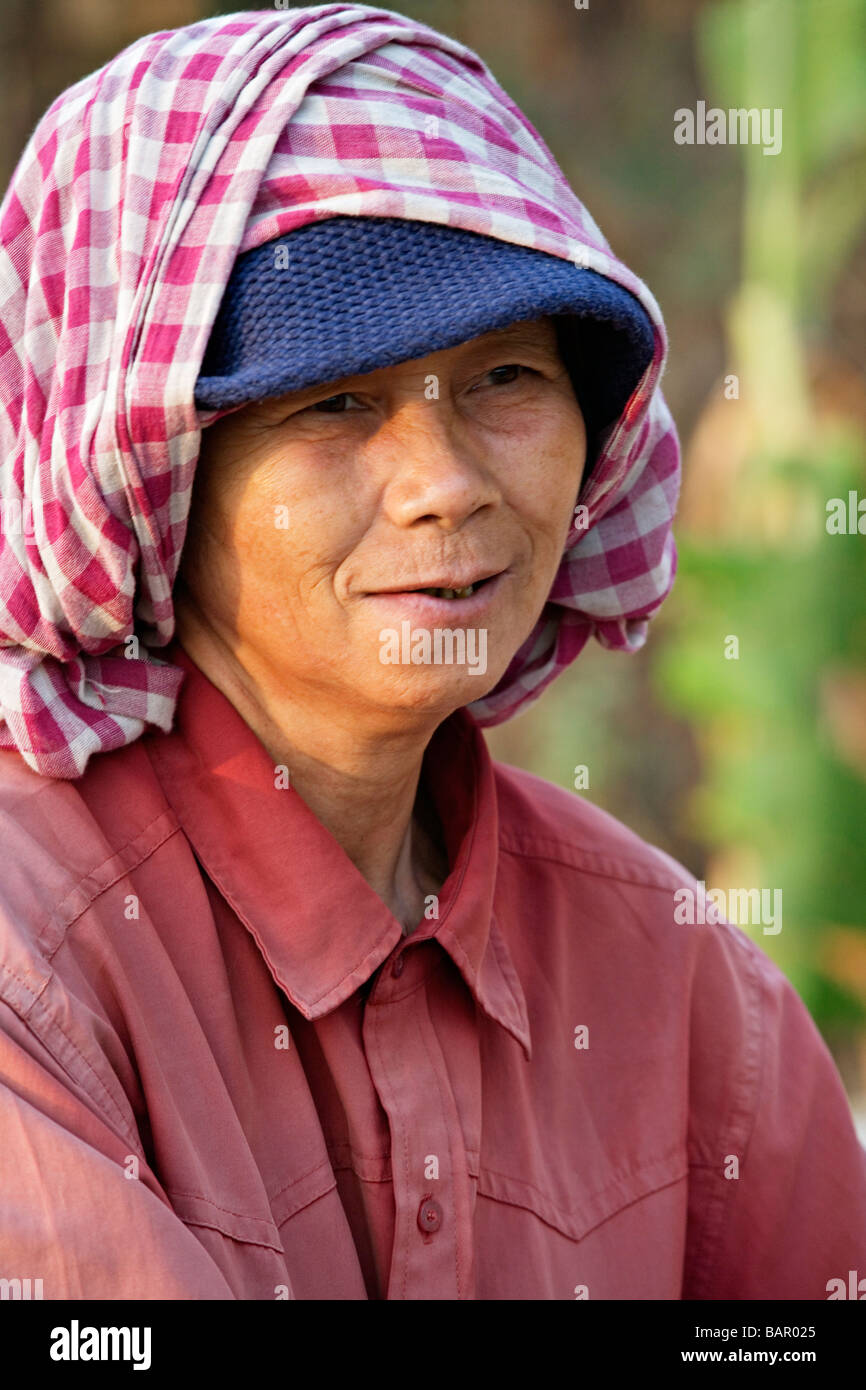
[0,997,234,1300]
[683,919,866,1299]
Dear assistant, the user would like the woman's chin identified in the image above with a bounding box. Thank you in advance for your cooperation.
[363,664,504,718]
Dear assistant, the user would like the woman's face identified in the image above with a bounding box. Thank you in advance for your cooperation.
[175,315,586,728]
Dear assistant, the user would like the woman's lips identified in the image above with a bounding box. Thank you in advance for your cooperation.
[364,570,506,620]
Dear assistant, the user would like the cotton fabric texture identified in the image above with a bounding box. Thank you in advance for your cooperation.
[0,643,864,1299]
[0,3,678,780]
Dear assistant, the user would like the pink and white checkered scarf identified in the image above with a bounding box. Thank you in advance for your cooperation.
[0,4,680,779]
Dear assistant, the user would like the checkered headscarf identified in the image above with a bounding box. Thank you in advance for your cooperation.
[0,4,680,779]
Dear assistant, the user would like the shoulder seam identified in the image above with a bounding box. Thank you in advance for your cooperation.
[498,831,686,893]
[0,982,145,1153]
[42,809,182,960]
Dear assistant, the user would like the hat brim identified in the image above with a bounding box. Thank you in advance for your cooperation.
[194,215,656,448]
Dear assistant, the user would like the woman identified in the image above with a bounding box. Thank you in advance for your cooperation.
[0,5,863,1300]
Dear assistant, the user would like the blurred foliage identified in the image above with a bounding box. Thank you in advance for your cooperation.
[652,0,866,1034]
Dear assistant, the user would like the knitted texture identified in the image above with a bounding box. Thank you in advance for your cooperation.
[0,4,680,778]
[194,214,656,446]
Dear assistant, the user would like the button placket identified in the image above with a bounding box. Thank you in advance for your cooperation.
[363,942,476,1298]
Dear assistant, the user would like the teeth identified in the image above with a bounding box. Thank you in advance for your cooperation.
[419,584,476,599]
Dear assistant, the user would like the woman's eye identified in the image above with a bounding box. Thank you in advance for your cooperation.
[475,364,528,389]
[292,365,531,417]
[304,392,363,414]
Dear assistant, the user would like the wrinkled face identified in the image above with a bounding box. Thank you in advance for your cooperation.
[175,315,586,728]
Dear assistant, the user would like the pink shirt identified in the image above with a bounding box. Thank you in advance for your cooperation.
[0,639,864,1299]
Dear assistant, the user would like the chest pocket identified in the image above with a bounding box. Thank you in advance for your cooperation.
[474,1145,688,1242]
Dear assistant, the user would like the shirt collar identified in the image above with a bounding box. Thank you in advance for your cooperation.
[144,641,531,1059]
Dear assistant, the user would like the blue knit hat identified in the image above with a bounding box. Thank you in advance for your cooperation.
[194,215,655,473]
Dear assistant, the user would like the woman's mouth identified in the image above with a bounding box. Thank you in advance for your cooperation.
[414,578,489,600]
[365,570,506,614]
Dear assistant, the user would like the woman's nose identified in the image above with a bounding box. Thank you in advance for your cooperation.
[375,400,502,530]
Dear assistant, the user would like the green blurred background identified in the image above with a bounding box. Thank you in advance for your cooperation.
[2,0,864,1120]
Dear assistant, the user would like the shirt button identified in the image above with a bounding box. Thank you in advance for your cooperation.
[392,953,405,978]
[417,1197,442,1233]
